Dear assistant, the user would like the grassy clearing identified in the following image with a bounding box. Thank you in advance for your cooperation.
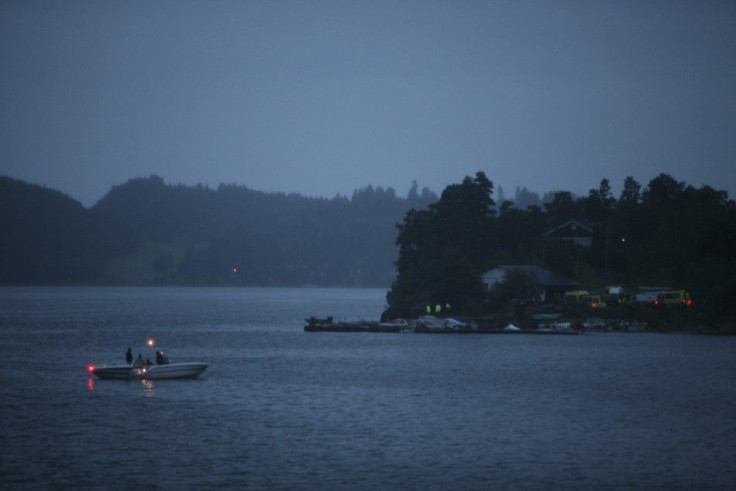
[103,241,189,285]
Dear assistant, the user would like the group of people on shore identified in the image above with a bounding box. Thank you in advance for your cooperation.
[125,347,170,367]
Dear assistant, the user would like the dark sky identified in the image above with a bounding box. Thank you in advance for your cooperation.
[2,0,735,206]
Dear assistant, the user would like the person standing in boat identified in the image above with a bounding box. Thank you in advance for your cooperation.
[133,354,145,368]
[156,351,170,365]
[125,347,133,364]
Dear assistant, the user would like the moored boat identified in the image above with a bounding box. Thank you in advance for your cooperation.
[377,318,413,332]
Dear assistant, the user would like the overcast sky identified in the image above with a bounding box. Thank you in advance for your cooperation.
[2,0,734,206]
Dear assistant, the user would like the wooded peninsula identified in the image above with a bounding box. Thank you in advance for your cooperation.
[2,172,734,327]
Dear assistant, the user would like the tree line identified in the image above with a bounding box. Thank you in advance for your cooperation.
[383,172,736,319]
[3,172,734,321]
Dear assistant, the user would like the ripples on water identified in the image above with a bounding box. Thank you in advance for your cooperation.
[1,287,735,489]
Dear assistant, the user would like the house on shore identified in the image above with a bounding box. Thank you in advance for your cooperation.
[482,265,579,303]
[543,220,594,247]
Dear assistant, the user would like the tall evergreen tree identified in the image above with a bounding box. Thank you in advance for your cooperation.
[385,172,496,318]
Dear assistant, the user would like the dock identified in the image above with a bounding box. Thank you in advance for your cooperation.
[304,316,580,334]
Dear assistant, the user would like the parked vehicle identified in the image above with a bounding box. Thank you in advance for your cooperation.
[635,291,660,303]
[588,295,606,309]
[602,286,628,305]
[564,290,606,309]
[564,290,589,304]
[653,290,693,308]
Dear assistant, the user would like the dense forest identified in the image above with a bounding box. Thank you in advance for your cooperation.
[383,172,736,320]
[0,175,436,287]
[3,172,735,322]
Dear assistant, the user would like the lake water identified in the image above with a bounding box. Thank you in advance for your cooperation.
[1,287,735,489]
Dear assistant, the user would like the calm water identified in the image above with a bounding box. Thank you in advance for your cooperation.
[1,287,735,489]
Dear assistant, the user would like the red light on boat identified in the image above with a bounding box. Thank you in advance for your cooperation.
[87,364,96,373]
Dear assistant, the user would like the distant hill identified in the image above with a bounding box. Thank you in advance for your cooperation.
[0,174,437,286]
[0,176,107,283]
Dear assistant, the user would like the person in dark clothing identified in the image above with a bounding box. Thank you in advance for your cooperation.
[156,351,170,365]
[126,347,133,364]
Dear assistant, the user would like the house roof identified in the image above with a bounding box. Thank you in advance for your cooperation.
[482,265,579,287]
[543,220,593,238]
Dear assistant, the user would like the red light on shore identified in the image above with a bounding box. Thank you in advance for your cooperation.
[87,364,95,373]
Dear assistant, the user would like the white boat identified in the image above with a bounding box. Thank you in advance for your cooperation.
[415,315,446,331]
[136,362,208,380]
[377,318,413,332]
[88,362,208,380]
[444,318,468,330]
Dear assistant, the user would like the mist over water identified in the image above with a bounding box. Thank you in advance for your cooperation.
[2,287,735,489]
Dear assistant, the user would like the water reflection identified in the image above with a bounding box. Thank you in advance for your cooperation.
[86,376,155,397]
[141,379,155,397]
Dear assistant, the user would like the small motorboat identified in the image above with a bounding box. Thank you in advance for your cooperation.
[377,318,413,332]
[88,362,208,380]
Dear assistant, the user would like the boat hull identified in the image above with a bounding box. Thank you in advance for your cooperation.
[90,365,137,380]
[137,362,208,380]
[90,362,208,380]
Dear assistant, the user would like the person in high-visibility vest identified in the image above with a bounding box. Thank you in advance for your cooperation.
[426,305,431,314]
[435,304,442,314]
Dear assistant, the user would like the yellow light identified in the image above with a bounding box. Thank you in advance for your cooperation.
[147,338,155,347]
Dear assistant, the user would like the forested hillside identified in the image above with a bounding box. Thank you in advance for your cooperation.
[0,175,436,286]
[0,177,109,283]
